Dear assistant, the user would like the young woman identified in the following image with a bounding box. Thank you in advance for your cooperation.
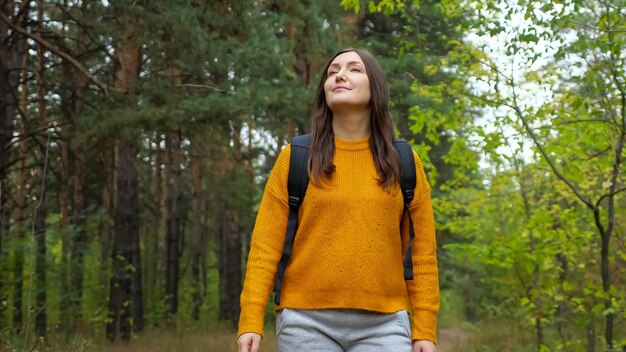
[237,48,439,352]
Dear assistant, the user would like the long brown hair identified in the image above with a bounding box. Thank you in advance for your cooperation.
[308,48,401,189]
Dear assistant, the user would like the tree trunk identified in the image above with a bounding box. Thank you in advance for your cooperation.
[0,0,26,331]
[144,133,163,326]
[218,209,242,329]
[58,133,71,337]
[587,320,595,352]
[0,179,7,328]
[163,62,183,322]
[68,157,87,330]
[107,14,142,340]
[554,251,568,341]
[33,173,47,338]
[190,140,205,321]
[165,133,183,321]
[101,147,114,268]
[517,164,543,350]
[12,119,27,333]
[11,41,30,333]
[63,0,89,334]
[131,212,144,333]
[33,6,48,334]
[107,139,141,341]
[599,123,623,351]
[600,229,612,351]
[56,0,71,334]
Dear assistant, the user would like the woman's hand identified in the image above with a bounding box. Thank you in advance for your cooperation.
[237,332,262,352]
[413,339,436,352]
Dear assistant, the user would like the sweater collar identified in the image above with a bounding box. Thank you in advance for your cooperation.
[334,136,370,151]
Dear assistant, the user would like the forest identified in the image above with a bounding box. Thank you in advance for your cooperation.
[0,0,625,351]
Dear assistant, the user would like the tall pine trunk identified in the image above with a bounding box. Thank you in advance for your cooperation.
[58,131,71,336]
[12,44,30,333]
[217,130,243,329]
[106,13,143,340]
[69,150,87,332]
[164,133,182,321]
[66,158,87,327]
[12,135,26,332]
[57,53,73,336]
[33,5,48,334]
[62,0,89,334]
[107,141,140,341]
[190,140,205,321]
[0,0,26,329]
[100,147,114,274]
[163,61,183,322]
[144,133,163,324]
[218,209,242,329]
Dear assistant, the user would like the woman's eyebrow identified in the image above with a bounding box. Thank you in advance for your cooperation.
[328,61,363,69]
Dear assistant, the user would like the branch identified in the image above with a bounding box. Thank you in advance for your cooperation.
[596,187,626,207]
[0,11,108,93]
[179,83,231,93]
[552,118,610,126]
[569,21,626,33]
[507,76,594,210]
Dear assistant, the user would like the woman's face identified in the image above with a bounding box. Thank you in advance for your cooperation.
[324,51,371,112]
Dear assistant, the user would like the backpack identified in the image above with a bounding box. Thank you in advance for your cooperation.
[273,134,417,305]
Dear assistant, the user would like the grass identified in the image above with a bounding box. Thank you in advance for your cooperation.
[0,327,277,352]
[0,320,537,352]
[102,328,277,352]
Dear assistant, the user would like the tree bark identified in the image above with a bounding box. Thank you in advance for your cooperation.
[12,146,26,332]
[58,130,71,336]
[0,0,26,329]
[587,320,595,352]
[165,132,183,321]
[56,22,72,332]
[33,3,48,335]
[100,147,114,268]
[554,250,568,341]
[163,62,183,322]
[218,209,242,329]
[190,140,205,321]
[0,178,8,328]
[11,40,30,333]
[68,156,87,329]
[107,139,142,341]
[143,133,163,325]
[64,0,90,334]
[519,176,543,350]
[106,13,143,340]
[33,171,47,338]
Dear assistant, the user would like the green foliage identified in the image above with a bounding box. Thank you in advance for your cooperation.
[350,0,626,349]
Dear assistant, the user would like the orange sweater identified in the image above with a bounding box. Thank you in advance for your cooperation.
[238,137,439,342]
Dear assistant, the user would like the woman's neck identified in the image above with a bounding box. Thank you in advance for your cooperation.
[332,109,371,140]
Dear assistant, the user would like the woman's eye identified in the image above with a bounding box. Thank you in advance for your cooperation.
[351,68,361,72]
[328,71,337,76]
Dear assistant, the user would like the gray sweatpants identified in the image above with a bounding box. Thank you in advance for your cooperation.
[276,308,413,352]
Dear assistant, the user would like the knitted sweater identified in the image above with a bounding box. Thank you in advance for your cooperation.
[238,137,439,343]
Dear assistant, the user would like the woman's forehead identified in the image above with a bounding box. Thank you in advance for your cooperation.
[329,51,364,66]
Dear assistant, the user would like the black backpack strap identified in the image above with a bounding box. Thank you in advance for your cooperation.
[274,134,311,305]
[393,138,416,280]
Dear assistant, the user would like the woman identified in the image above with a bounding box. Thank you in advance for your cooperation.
[237,48,439,352]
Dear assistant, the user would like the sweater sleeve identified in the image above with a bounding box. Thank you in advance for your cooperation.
[237,145,291,338]
[404,151,439,343]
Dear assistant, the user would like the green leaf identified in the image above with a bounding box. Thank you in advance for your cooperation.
[340,0,361,13]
